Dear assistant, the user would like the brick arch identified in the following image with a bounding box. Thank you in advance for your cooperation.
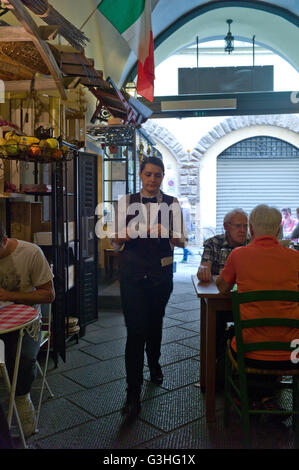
[142,120,190,163]
[143,114,299,164]
[192,114,299,160]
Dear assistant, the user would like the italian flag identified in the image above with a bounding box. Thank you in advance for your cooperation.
[98,0,155,102]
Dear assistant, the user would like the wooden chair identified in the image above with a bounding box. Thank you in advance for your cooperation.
[224,290,299,448]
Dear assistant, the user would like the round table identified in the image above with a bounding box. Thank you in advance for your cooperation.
[0,303,39,445]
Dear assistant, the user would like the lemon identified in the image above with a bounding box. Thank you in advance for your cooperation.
[46,138,59,149]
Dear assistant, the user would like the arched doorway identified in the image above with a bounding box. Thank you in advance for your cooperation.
[216,135,299,232]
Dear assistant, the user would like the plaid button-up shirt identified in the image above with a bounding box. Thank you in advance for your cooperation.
[201,234,248,275]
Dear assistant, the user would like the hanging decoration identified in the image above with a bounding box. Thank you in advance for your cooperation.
[20,0,89,49]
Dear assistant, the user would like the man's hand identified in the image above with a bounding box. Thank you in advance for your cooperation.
[197,263,212,282]
[215,275,232,293]
[0,280,55,305]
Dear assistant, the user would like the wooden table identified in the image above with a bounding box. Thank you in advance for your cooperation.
[0,303,39,446]
[192,275,232,422]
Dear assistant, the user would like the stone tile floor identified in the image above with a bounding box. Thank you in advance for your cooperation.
[4,253,297,451]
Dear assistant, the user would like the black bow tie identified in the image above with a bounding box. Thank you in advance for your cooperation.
[142,197,157,204]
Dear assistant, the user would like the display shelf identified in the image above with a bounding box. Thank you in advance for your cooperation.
[0,146,74,163]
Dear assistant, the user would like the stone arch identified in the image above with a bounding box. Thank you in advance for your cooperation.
[198,115,299,241]
[192,114,299,160]
[142,120,189,164]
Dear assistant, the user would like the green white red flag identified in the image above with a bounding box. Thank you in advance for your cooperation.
[97,0,155,102]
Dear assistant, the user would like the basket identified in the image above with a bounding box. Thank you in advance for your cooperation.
[0,42,60,75]
[0,143,74,163]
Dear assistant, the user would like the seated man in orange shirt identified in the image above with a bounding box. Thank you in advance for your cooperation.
[216,204,299,408]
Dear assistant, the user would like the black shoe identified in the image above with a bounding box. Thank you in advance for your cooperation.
[150,365,163,385]
[122,392,141,419]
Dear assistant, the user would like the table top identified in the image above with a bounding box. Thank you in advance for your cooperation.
[0,304,39,334]
[191,275,231,299]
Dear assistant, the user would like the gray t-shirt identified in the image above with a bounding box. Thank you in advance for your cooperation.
[0,239,53,316]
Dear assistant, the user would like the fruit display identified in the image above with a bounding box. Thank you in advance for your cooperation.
[0,132,73,162]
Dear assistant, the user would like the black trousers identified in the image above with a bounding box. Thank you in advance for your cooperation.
[120,276,173,393]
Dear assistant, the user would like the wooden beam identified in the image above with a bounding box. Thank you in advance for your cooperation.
[0,26,33,41]
[4,77,59,92]
[7,0,67,100]
[38,25,59,40]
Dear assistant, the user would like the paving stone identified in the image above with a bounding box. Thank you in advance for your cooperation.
[179,321,201,333]
[66,379,166,418]
[161,326,198,344]
[162,316,183,327]
[177,335,200,351]
[139,386,205,433]
[46,349,99,375]
[82,325,127,344]
[62,357,126,387]
[29,398,94,441]
[80,337,126,360]
[32,412,163,449]
[144,358,200,391]
[145,343,198,367]
[166,308,200,322]
[170,299,201,311]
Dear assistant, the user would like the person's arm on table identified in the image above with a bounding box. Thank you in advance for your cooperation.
[197,261,212,281]
[216,252,235,293]
[215,275,232,294]
[0,280,55,305]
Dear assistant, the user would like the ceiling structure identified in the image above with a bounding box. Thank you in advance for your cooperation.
[95,0,299,85]
[95,0,299,117]
[2,1,298,119]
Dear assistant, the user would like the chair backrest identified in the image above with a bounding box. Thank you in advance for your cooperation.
[40,303,52,348]
[231,290,299,363]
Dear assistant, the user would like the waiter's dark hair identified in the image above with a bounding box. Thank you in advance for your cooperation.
[140,156,165,174]
[0,220,6,244]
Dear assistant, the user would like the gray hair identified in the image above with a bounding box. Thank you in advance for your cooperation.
[0,220,6,244]
[223,208,248,224]
[249,204,282,237]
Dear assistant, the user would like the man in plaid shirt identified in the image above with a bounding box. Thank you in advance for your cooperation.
[197,209,249,281]
[196,209,248,388]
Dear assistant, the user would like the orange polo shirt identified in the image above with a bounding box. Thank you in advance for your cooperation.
[220,236,299,361]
